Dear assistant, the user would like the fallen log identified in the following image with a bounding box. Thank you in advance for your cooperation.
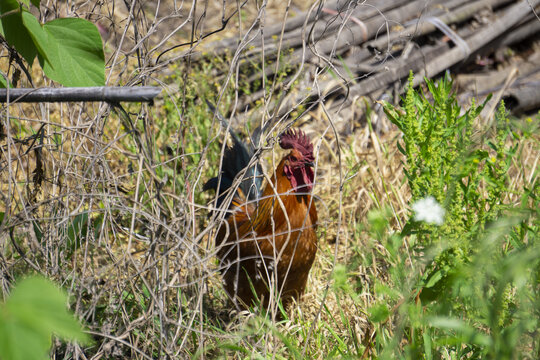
[236,0,455,108]
[410,0,540,86]
[340,0,539,101]
[366,0,514,52]
[275,2,539,122]
[502,81,540,113]
[457,50,540,94]
[201,0,409,61]
[199,0,540,129]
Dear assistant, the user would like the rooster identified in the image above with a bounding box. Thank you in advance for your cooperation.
[204,124,318,310]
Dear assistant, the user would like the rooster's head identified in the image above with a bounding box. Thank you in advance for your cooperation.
[279,129,315,193]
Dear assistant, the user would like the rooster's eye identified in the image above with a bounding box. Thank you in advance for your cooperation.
[290,156,297,162]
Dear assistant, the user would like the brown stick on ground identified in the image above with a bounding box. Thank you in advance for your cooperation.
[366,0,514,51]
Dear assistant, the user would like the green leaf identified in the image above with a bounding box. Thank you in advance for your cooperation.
[0,315,51,360]
[332,264,348,292]
[21,10,52,65]
[6,277,88,341]
[428,316,491,347]
[368,303,390,323]
[424,269,443,288]
[33,221,43,242]
[0,277,89,360]
[31,0,41,8]
[0,75,8,88]
[66,212,89,255]
[0,0,37,65]
[423,332,433,360]
[41,18,105,86]
[396,140,407,156]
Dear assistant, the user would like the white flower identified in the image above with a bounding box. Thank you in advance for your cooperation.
[412,196,445,225]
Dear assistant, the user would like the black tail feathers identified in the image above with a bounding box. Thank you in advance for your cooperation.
[204,101,263,211]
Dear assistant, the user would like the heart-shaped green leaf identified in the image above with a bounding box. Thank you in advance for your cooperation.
[41,18,105,86]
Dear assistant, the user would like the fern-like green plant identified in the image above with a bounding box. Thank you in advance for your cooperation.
[383,72,521,290]
[372,72,539,359]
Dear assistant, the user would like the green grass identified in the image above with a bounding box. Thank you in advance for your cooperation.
[2,51,538,358]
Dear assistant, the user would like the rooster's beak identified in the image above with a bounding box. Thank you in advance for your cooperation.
[305,161,315,168]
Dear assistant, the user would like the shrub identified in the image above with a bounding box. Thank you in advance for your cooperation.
[366,72,540,358]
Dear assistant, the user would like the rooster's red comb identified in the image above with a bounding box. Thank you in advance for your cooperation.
[279,129,314,161]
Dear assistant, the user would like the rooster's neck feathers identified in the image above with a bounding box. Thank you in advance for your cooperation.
[204,128,315,215]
